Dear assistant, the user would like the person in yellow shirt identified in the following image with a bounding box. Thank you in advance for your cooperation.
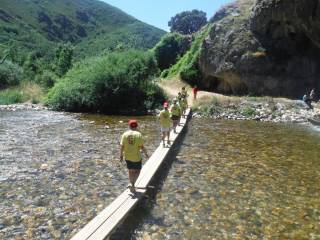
[181,86,188,99]
[159,102,171,147]
[120,120,149,192]
[170,99,181,134]
[179,95,188,117]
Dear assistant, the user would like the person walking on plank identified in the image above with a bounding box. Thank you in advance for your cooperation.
[181,86,188,99]
[159,101,171,147]
[170,98,181,133]
[179,95,188,117]
[120,120,149,192]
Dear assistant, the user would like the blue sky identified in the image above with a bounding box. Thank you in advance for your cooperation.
[102,0,234,31]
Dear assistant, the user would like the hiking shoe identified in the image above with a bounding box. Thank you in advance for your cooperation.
[127,184,135,193]
[129,185,136,193]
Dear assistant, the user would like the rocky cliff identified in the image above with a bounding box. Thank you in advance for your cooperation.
[198,0,320,98]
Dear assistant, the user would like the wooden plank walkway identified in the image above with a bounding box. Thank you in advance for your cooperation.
[71,108,191,240]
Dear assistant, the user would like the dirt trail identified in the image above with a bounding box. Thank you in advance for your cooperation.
[158,77,238,107]
[158,77,308,108]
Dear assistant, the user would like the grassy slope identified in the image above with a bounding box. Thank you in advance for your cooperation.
[0,0,165,58]
[165,24,212,78]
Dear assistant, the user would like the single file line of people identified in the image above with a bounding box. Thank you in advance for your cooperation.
[119,87,189,193]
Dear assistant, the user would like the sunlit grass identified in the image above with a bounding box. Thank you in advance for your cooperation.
[0,82,45,105]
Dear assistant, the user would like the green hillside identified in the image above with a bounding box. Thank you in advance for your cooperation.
[0,0,165,59]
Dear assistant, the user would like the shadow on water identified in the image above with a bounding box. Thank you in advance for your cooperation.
[109,125,189,240]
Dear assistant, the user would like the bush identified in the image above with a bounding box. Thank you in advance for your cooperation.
[46,50,165,113]
[35,70,57,88]
[0,89,23,105]
[160,69,169,78]
[242,107,256,117]
[153,33,190,70]
[180,66,199,84]
[0,61,23,89]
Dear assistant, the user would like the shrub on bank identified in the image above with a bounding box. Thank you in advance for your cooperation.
[0,89,23,105]
[242,106,256,117]
[35,70,57,88]
[0,83,45,105]
[153,33,190,70]
[0,61,23,89]
[46,50,165,113]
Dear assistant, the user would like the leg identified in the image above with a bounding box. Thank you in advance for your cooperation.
[128,169,140,192]
[128,169,136,186]
[167,131,170,145]
[132,169,140,185]
[161,131,166,146]
[173,120,178,133]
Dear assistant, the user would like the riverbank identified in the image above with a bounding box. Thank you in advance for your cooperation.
[193,96,320,123]
[0,103,48,111]
[1,84,319,125]
[158,77,320,124]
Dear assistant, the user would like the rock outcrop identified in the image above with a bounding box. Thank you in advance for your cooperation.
[198,0,320,98]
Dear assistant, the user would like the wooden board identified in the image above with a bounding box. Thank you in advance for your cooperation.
[71,108,191,240]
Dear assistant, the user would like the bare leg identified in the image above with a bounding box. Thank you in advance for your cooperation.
[161,132,166,146]
[128,169,141,192]
[173,120,178,133]
[132,169,140,185]
[128,169,136,186]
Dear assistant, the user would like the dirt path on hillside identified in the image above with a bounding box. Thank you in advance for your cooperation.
[158,77,306,107]
[158,77,238,107]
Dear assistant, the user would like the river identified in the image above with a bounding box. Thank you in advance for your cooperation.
[0,110,319,239]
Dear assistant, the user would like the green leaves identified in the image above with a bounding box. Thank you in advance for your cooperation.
[54,43,74,77]
[0,61,23,88]
[46,50,165,113]
[169,10,207,35]
[153,33,190,70]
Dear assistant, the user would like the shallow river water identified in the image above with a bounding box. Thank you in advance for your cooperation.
[0,110,320,239]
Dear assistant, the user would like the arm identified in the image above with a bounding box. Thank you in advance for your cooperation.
[120,144,124,161]
[140,145,149,159]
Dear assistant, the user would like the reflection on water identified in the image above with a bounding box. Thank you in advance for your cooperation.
[1,110,320,239]
[0,110,159,239]
[135,119,320,239]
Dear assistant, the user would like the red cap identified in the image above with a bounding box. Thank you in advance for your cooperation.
[163,102,168,108]
[128,119,138,128]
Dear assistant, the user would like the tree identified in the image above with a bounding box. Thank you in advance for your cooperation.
[168,10,207,35]
[154,33,190,70]
[54,43,73,77]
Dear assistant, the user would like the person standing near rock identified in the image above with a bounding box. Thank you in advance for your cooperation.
[120,120,149,192]
[303,93,313,109]
[159,102,171,147]
[310,88,316,102]
[193,85,198,100]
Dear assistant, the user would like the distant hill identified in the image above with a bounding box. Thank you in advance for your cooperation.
[0,0,165,59]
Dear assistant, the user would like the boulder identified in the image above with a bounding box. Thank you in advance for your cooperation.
[198,0,320,98]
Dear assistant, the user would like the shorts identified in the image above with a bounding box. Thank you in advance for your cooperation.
[161,127,170,133]
[171,115,180,121]
[125,160,142,170]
